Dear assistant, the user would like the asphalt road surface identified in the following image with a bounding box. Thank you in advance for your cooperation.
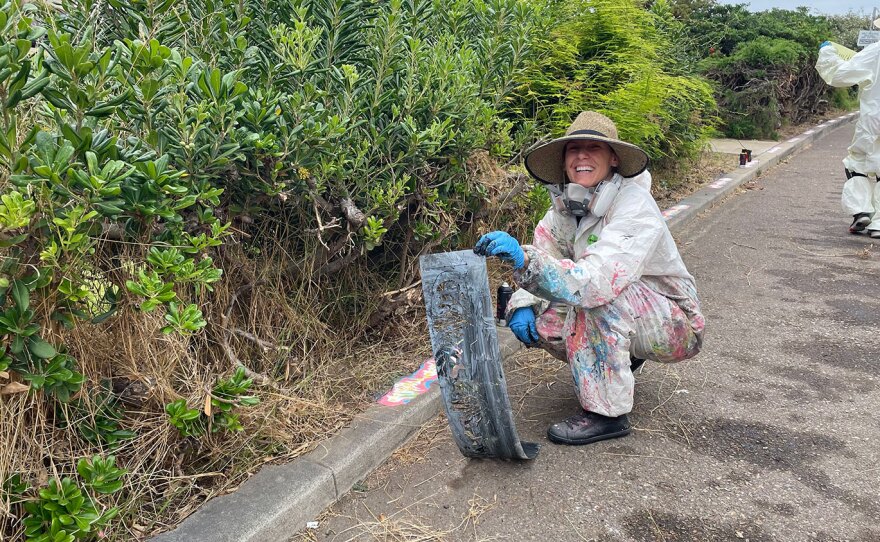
[301,123,880,542]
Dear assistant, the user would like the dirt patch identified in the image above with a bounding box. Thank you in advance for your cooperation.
[622,509,773,542]
[824,298,880,327]
[769,365,848,402]
[731,390,768,404]
[653,151,732,210]
[687,417,853,469]
[807,531,880,542]
[765,267,872,298]
[790,235,879,255]
[754,499,796,517]
[784,336,880,379]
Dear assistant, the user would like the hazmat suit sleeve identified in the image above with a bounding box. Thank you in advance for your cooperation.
[504,209,572,319]
[513,186,664,309]
[816,42,880,88]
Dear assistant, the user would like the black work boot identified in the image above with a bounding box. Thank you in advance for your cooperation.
[547,410,631,445]
[850,213,871,233]
[630,354,646,373]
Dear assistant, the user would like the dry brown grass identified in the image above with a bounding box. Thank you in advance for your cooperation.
[0,229,431,540]
[307,489,499,542]
[652,151,732,210]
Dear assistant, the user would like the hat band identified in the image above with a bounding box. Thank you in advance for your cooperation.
[569,129,608,137]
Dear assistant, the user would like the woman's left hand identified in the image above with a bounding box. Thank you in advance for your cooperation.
[474,231,525,269]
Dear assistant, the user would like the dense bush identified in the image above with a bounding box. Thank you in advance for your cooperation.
[700,36,822,138]
[0,0,539,537]
[512,0,718,170]
[670,1,857,138]
[825,11,873,50]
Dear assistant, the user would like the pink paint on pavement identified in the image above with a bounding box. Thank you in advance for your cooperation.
[662,204,690,219]
[377,358,438,406]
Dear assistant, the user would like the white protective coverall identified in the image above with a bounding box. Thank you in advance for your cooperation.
[816,42,880,230]
[506,173,704,417]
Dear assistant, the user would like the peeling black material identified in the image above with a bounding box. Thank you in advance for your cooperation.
[420,250,539,460]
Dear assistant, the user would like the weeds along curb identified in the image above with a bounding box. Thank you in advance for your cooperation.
[151,328,522,542]
[150,112,857,542]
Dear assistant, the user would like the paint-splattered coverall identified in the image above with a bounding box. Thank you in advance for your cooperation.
[506,177,705,417]
[816,42,880,231]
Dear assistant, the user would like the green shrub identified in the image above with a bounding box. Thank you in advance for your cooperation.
[831,87,858,110]
[166,367,261,437]
[671,2,851,137]
[0,0,540,535]
[19,457,124,542]
[509,0,718,171]
[700,36,821,138]
[165,399,206,438]
[0,0,536,397]
[825,11,869,49]
[56,389,136,447]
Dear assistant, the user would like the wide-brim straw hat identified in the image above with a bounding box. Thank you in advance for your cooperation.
[525,111,649,183]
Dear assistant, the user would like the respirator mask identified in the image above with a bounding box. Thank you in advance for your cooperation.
[551,174,622,218]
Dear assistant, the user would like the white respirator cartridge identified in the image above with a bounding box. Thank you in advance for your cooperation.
[561,175,621,218]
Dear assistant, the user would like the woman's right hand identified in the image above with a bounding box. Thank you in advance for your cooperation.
[474,231,525,269]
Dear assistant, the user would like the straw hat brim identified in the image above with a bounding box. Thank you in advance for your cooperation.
[525,134,649,184]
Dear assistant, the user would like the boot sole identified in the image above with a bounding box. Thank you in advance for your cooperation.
[547,427,631,446]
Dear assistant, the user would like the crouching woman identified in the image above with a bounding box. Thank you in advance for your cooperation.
[474,111,705,446]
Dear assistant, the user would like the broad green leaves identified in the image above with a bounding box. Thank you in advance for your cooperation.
[165,367,260,437]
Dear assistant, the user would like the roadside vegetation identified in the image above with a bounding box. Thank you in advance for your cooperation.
[0,0,863,539]
[672,2,862,138]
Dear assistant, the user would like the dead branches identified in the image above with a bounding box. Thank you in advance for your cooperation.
[366,281,424,329]
[473,171,530,220]
[217,281,277,387]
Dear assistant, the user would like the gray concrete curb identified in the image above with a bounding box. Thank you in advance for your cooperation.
[151,112,857,542]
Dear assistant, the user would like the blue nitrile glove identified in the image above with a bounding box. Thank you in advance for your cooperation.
[508,307,539,346]
[820,41,832,50]
[473,231,525,269]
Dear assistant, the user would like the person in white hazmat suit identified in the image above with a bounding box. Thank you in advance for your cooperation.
[816,40,880,237]
[473,111,705,446]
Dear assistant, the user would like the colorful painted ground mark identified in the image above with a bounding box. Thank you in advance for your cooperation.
[662,204,690,219]
[709,177,733,189]
[377,358,438,406]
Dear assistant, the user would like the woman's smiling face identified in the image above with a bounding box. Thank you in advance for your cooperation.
[564,140,618,188]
